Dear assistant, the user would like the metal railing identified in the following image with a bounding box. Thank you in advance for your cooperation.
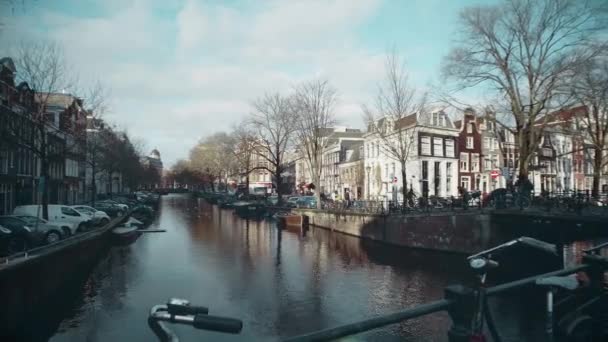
[282,259,601,341]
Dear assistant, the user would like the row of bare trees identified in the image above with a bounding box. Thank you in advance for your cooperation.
[170,79,337,208]
[173,0,608,202]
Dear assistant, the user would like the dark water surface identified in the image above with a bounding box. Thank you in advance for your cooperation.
[47,194,473,341]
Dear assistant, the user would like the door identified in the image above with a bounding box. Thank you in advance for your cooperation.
[59,206,84,225]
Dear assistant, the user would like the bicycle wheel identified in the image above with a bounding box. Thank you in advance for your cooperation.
[518,196,531,209]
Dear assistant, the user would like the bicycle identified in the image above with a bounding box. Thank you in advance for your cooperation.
[534,243,608,342]
[149,298,243,342]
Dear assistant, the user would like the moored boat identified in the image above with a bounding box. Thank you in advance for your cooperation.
[233,201,267,219]
[276,212,304,228]
[111,226,141,245]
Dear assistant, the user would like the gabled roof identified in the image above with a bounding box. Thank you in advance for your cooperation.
[394,113,417,130]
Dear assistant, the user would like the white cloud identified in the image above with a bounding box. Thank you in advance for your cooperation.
[1,0,387,166]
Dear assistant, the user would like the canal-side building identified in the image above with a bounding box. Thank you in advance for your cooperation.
[337,144,364,199]
[320,127,364,196]
[478,111,504,192]
[364,109,459,201]
[0,57,39,214]
[455,108,483,192]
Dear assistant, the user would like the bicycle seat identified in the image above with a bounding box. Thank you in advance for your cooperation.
[536,275,579,290]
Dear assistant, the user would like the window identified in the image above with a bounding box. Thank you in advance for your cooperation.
[491,155,499,169]
[433,137,443,156]
[461,176,470,191]
[61,207,81,217]
[421,161,429,195]
[446,162,452,194]
[471,153,480,172]
[432,112,438,126]
[385,163,388,178]
[492,138,498,150]
[483,137,490,149]
[466,136,474,149]
[460,152,469,172]
[421,136,431,155]
[484,158,492,171]
[467,122,474,133]
[440,114,446,127]
[445,139,455,157]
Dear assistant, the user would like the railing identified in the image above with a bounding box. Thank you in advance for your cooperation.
[316,189,608,216]
[283,258,603,341]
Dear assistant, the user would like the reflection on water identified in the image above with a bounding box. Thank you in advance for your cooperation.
[47,194,474,341]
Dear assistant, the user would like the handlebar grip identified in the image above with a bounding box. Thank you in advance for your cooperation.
[182,305,209,315]
[193,314,243,334]
[487,259,499,269]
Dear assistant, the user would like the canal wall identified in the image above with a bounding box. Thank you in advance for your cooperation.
[0,215,127,339]
[296,209,608,254]
[295,210,496,254]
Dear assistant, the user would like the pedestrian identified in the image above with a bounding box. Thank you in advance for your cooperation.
[345,190,351,208]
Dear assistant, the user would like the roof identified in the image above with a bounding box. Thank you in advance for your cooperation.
[0,57,15,73]
[394,113,417,130]
[454,120,462,129]
[36,93,82,110]
[539,106,587,125]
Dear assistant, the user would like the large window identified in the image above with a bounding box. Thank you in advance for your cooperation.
[483,137,490,149]
[460,152,469,172]
[433,137,443,156]
[467,122,474,133]
[461,176,470,191]
[471,153,480,172]
[446,162,453,194]
[445,139,455,157]
[466,136,474,149]
[484,158,492,171]
[420,136,431,155]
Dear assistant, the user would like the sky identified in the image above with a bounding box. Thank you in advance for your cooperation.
[0,0,488,167]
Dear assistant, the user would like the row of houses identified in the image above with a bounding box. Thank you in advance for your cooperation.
[289,107,607,202]
[0,57,163,215]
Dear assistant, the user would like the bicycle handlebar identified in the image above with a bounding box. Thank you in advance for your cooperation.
[193,314,243,333]
[148,299,243,341]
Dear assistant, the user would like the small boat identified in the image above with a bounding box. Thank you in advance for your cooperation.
[233,201,267,219]
[275,212,304,228]
[111,225,141,245]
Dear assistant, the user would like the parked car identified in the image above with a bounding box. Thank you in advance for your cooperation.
[97,200,129,211]
[92,201,126,217]
[0,224,13,256]
[296,196,318,209]
[13,205,93,232]
[0,215,62,249]
[14,215,77,237]
[286,196,300,208]
[71,205,111,226]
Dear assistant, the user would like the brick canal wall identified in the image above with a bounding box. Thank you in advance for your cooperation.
[295,209,496,254]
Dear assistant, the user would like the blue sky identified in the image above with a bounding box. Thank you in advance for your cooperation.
[0,0,489,167]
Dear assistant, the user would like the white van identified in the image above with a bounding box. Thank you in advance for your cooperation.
[13,205,92,233]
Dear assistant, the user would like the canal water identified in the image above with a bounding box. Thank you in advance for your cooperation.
[39,194,470,341]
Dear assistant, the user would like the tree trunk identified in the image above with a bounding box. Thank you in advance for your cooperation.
[108,172,113,198]
[275,165,283,205]
[592,146,603,197]
[91,161,97,206]
[401,164,407,204]
[314,174,321,209]
[40,127,49,220]
[40,157,49,220]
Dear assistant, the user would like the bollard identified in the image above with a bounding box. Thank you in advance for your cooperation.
[444,285,476,342]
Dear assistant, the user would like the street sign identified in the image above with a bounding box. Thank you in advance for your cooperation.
[393,176,398,184]
[490,170,499,179]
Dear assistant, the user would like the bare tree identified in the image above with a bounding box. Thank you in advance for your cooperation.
[226,124,258,194]
[443,0,608,186]
[363,49,426,202]
[291,79,337,209]
[190,132,235,192]
[250,92,296,204]
[12,40,75,218]
[571,58,608,196]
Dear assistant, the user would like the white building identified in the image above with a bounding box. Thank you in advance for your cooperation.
[364,110,460,201]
